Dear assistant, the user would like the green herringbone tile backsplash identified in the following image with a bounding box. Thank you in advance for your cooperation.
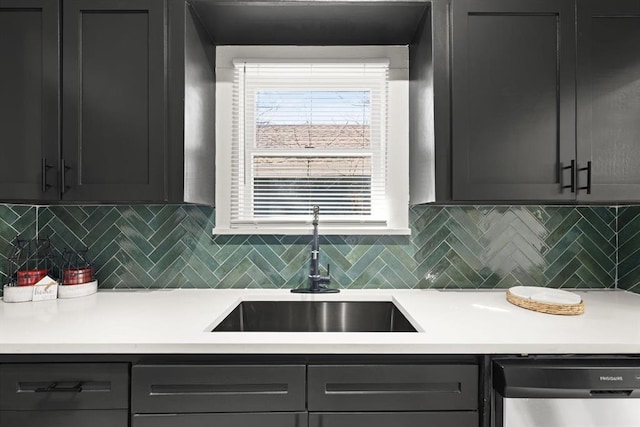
[618,206,640,293]
[0,204,620,292]
[0,205,36,286]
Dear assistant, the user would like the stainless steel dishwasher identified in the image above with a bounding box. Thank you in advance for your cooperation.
[493,358,640,427]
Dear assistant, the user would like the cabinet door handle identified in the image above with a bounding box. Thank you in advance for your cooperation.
[560,160,575,193]
[34,381,84,393]
[41,158,53,193]
[578,161,592,194]
[60,159,71,194]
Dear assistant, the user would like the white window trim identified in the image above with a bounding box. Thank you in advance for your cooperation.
[215,46,410,235]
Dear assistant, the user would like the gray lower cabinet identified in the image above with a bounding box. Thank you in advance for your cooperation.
[0,363,129,427]
[133,412,308,427]
[131,364,306,413]
[131,364,308,427]
[309,412,478,427]
[0,410,129,426]
[131,362,479,427]
[308,364,478,411]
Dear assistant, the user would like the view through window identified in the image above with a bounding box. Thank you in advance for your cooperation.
[253,90,373,216]
[232,61,388,225]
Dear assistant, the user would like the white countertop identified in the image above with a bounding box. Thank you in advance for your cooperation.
[1,288,639,354]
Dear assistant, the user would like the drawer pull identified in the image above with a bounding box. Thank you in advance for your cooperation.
[150,383,289,396]
[34,382,84,393]
[325,382,461,395]
[19,381,111,393]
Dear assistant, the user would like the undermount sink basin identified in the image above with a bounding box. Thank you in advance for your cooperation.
[211,301,418,332]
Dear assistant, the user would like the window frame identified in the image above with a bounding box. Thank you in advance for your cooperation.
[215,46,410,235]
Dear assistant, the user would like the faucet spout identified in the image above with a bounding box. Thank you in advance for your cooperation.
[291,206,339,294]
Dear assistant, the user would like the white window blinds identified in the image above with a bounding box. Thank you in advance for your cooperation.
[230,60,389,228]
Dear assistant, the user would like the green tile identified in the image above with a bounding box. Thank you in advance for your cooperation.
[122,209,155,239]
[618,206,640,231]
[577,232,615,272]
[346,244,384,278]
[544,241,581,282]
[116,235,155,272]
[576,217,615,254]
[148,241,188,279]
[547,257,582,287]
[415,224,451,263]
[148,210,187,248]
[619,229,640,262]
[510,265,543,287]
[494,273,519,289]
[619,250,640,279]
[619,263,640,291]
[375,249,416,287]
[525,206,550,223]
[448,207,486,240]
[445,248,483,284]
[544,226,581,263]
[416,242,451,280]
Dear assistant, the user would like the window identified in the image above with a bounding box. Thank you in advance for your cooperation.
[215,46,409,235]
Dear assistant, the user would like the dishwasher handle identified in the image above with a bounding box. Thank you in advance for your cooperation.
[494,359,640,398]
[590,390,633,397]
[499,387,640,399]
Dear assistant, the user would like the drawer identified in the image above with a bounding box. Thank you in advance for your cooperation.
[0,363,129,410]
[132,364,306,413]
[0,409,128,427]
[307,364,478,411]
[133,412,308,427]
[309,411,478,427]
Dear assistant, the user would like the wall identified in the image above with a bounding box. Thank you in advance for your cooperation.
[1,204,623,294]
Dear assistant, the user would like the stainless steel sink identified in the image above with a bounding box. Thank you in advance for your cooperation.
[211,301,417,332]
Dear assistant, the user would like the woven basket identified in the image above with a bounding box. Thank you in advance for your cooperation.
[506,288,584,315]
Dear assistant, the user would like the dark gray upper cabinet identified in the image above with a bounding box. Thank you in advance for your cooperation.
[0,0,217,204]
[0,0,172,203]
[0,0,59,201]
[577,0,640,202]
[451,0,576,201]
[62,0,166,202]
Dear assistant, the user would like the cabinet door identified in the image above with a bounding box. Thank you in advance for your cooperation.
[0,0,59,201]
[132,364,306,413]
[577,1,640,201]
[307,364,478,412]
[309,412,478,427]
[132,412,308,427]
[0,363,129,410]
[451,0,576,200]
[62,0,166,201]
[0,410,128,427]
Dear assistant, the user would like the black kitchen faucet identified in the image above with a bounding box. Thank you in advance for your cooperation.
[291,206,339,293]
